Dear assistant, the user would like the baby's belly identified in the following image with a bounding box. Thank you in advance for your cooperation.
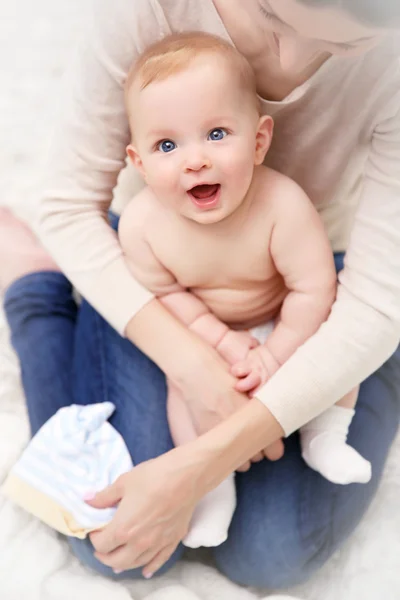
[192,283,288,330]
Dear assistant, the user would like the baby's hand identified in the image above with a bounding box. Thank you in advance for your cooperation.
[216,329,259,366]
[231,346,280,396]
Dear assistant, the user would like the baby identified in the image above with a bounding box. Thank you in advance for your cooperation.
[4,31,371,550]
[119,32,372,547]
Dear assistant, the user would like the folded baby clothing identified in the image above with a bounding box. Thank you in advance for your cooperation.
[3,402,133,538]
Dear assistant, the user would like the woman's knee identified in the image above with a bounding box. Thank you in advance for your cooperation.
[212,529,330,589]
[68,537,183,580]
[213,473,380,589]
[68,537,131,579]
[73,298,173,463]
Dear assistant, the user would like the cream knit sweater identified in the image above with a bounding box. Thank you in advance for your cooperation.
[37,0,400,434]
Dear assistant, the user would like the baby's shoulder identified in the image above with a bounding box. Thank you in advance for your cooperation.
[119,186,159,236]
[255,166,314,217]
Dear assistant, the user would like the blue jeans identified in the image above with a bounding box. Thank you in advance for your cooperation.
[4,215,400,588]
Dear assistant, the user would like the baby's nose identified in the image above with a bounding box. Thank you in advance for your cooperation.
[184,147,211,172]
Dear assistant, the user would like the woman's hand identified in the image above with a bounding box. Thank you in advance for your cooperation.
[127,302,281,466]
[87,398,285,577]
[172,347,268,468]
[87,448,198,578]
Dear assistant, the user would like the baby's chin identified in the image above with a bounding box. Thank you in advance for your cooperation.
[183,205,233,226]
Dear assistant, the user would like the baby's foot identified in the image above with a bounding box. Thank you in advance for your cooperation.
[301,432,371,485]
[183,475,236,548]
[0,208,59,290]
[300,405,371,485]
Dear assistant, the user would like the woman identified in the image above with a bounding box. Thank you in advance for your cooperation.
[2,0,400,589]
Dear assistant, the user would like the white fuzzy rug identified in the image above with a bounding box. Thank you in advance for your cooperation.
[1,1,400,598]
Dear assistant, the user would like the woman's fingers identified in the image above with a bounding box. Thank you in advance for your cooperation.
[250,451,264,462]
[263,438,285,461]
[90,524,126,555]
[95,540,166,573]
[236,460,251,472]
[87,477,126,553]
[94,545,128,572]
[142,543,177,578]
[89,454,197,572]
[86,479,123,509]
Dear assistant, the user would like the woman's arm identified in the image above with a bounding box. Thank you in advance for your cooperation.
[36,0,165,335]
[36,0,264,443]
[253,100,400,434]
[36,0,258,440]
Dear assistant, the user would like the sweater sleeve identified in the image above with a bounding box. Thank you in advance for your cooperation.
[35,0,169,334]
[256,99,400,435]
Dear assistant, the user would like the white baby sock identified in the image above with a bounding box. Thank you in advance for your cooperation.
[300,406,371,485]
[183,473,236,548]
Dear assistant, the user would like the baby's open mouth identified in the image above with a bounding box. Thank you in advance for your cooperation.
[188,184,221,210]
[189,183,220,200]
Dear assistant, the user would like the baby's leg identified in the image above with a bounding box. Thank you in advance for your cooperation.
[167,382,236,548]
[300,386,372,484]
[167,382,198,446]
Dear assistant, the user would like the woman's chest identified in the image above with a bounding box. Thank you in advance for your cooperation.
[260,79,374,208]
[250,53,322,101]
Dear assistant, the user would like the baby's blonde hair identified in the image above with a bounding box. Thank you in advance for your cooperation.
[125,32,260,117]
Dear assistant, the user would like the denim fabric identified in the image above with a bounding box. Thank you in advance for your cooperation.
[4,216,399,587]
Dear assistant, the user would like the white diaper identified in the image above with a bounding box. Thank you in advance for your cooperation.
[250,320,275,344]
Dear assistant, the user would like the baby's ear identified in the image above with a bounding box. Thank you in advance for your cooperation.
[126,144,146,179]
[254,115,274,165]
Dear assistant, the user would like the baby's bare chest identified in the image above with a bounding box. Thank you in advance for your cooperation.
[149,220,276,290]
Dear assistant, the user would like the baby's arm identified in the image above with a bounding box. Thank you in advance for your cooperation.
[119,197,257,365]
[266,182,337,365]
[160,293,258,364]
[233,180,336,393]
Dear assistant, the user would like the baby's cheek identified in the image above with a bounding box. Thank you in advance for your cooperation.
[150,164,175,191]
[228,159,254,192]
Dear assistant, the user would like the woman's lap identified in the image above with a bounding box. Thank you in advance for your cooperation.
[213,345,400,587]
[73,298,174,463]
[3,246,400,587]
[4,270,182,580]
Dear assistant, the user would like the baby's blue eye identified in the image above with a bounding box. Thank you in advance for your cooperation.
[208,128,227,141]
[158,139,176,153]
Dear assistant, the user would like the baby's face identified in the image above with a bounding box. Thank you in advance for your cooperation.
[128,56,264,225]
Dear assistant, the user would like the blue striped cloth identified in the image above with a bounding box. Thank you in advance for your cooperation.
[11,402,133,528]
